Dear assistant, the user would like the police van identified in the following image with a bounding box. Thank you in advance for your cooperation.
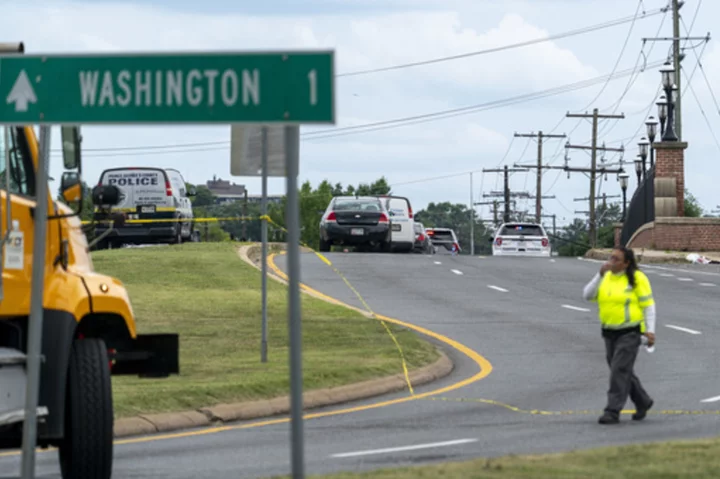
[378,195,415,253]
[93,167,195,248]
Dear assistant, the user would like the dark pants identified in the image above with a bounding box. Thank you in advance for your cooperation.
[603,328,653,415]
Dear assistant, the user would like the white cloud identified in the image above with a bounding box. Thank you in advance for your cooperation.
[4,0,717,224]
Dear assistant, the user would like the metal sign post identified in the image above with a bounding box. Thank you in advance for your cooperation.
[19,125,51,479]
[260,126,269,363]
[284,125,304,478]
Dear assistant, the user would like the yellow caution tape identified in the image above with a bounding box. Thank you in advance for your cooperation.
[81,216,260,225]
[262,215,416,396]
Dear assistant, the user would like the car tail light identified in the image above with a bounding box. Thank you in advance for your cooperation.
[495,237,503,246]
[418,233,425,242]
[165,179,173,196]
[378,213,389,223]
[541,238,549,247]
[326,212,337,222]
[408,205,413,219]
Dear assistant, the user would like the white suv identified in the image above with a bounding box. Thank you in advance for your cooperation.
[491,222,550,257]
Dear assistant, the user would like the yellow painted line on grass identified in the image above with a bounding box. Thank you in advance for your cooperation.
[0,251,493,457]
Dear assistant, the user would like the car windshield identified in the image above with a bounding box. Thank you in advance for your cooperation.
[333,198,382,211]
[500,224,544,236]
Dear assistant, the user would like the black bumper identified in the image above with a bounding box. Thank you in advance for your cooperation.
[323,223,390,244]
[110,333,179,378]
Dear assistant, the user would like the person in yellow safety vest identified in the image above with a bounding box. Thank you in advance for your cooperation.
[582,246,656,425]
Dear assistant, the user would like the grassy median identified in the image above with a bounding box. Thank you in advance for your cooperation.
[91,242,439,418]
[290,436,720,478]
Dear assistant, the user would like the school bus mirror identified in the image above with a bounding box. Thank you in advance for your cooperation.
[61,126,82,170]
[91,184,121,207]
[60,172,81,203]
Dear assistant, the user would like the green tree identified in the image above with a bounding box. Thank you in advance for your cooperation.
[555,218,591,257]
[189,184,215,207]
[684,190,703,217]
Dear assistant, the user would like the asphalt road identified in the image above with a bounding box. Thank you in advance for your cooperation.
[2,252,719,478]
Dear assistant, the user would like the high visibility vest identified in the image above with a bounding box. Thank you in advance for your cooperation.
[594,270,654,333]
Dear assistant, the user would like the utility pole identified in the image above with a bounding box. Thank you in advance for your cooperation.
[565,108,625,248]
[540,213,557,236]
[514,131,566,223]
[642,2,711,142]
[482,165,528,223]
[470,172,475,256]
[475,199,517,227]
[673,0,682,140]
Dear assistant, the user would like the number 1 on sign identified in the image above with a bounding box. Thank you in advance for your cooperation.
[308,69,317,106]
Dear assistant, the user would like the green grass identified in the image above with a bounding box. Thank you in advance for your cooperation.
[91,243,439,419]
[280,436,720,478]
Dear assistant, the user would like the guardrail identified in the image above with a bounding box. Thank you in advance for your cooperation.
[620,166,655,245]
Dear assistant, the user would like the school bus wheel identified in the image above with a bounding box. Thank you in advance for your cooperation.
[58,338,114,479]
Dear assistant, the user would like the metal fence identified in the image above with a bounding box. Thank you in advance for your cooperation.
[620,166,655,246]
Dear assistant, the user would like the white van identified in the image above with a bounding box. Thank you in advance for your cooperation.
[92,167,195,248]
[378,195,415,253]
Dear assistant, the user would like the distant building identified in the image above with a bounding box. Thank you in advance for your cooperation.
[205,176,246,204]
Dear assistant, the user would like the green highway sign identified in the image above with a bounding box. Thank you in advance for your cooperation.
[0,50,335,125]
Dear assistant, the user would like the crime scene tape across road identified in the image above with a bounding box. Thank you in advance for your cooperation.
[262,216,720,419]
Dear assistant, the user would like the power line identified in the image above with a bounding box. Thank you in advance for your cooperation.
[50,58,667,159]
[336,7,667,78]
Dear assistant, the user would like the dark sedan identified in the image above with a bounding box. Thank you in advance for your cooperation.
[319,196,392,252]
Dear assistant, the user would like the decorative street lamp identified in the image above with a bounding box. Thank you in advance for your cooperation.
[638,137,649,175]
[659,61,678,141]
[619,173,629,222]
[645,116,658,168]
[634,157,643,185]
[656,94,668,137]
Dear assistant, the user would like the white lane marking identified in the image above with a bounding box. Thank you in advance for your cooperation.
[331,439,478,458]
[562,304,591,312]
[699,282,716,287]
[487,285,509,293]
[700,395,720,403]
[550,259,556,263]
[659,273,674,277]
[677,277,694,282]
[433,261,442,265]
[451,269,463,275]
[666,324,702,335]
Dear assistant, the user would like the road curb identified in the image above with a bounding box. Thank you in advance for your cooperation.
[111,243,455,438]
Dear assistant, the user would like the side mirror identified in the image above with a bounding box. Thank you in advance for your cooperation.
[186,185,197,197]
[92,184,122,207]
[61,126,81,170]
[60,172,81,203]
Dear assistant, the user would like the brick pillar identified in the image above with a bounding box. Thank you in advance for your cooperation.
[653,141,688,217]
[613,223,623,247]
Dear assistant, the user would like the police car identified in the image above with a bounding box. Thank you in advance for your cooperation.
[490,222,551,257]
[93,167,195,248]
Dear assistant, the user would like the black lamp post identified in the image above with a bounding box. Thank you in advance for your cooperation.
[645,116,658,168]
[638,137,649,175]
[657,94,667,137]
[634,157,643,185]
[619,173,629,222]
[659,61,678,142]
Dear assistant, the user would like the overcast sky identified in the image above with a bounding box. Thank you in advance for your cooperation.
[3,0,719,227]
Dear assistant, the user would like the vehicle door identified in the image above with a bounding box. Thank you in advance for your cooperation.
[166,170,192,236]
[1,126,55,316]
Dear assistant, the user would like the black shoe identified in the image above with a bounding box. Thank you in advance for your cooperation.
[598,411,619,424]
[632,399,654,421]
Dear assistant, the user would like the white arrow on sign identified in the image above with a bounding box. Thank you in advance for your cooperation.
[6,70,37,113]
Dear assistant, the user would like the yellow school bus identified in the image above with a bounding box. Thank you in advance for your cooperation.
[0,42,179,479]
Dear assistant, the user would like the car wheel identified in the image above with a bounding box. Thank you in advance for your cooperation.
[319,237,331,252]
